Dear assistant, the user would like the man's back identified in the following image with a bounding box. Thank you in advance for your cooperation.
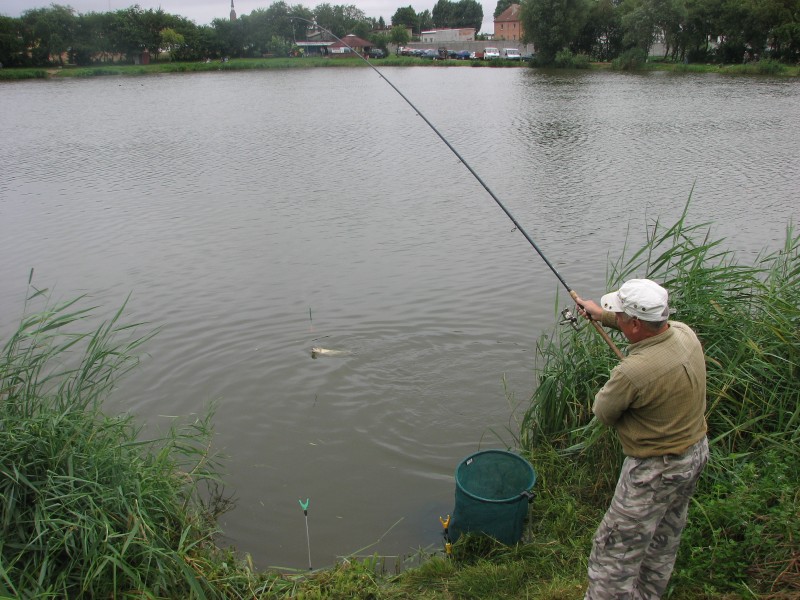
[593,321,707,458]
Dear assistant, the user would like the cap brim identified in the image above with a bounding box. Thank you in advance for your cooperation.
[600,290,623,313]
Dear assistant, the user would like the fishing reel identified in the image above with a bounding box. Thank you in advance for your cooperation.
[560,307,582,332]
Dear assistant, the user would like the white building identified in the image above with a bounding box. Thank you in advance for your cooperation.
[420,28,476,44]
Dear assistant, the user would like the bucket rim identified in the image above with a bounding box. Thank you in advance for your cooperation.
[454,449,536,504]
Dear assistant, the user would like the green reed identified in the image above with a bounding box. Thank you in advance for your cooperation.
[0,283,261,598]
[521,197,799,459]
[518,198,799,594]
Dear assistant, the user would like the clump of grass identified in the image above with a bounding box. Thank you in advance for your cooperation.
[730,58,789,75]
[674,451,800,593]
[0,68,48,80]
[0,281,282,598]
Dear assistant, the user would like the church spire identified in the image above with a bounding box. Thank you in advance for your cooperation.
[230,0,236,21]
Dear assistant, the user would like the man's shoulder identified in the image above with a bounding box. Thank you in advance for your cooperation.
[668,320,693,332]
[667,320,703,346]
[623,320,702,376]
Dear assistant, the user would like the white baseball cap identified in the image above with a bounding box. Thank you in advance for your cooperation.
[600,279,670,321]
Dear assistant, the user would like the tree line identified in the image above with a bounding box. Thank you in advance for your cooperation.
[2,0,796,68]
[0,1,484,67]
[0,2,377,66]
[390,1,484,34]
[520,0,800,65]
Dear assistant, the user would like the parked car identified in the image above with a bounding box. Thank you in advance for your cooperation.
[368,48,386,59]
[421,49,438,59]
[470,51,484,59]
[483,47,500,59]
[520,52,536,62]
[502,48,521,60]
[455,50,471,60]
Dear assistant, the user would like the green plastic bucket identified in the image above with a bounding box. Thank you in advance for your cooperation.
[449,450,536,545]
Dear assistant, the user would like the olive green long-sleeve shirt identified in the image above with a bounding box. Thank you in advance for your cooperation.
[593,319,708,458]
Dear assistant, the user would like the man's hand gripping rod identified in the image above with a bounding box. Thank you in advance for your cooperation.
[568,291,624,360]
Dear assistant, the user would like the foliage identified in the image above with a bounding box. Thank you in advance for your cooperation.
[161,27,186,61]
[0,68,47,79]
[575,0,624,61]
[494,0,517,19]
[389,25,411,47]
[1,2,371,67]
[611,47,649,69]
[431,0,484,32]
[3,0,800,67]
[269,35,293,57]
[19,4,77,66]
[674,453,800,593]
[391,6,420,33]
[753,57,787,74]
[554,49,591,68]
[418,9,435,34]
[0,284,269,597]
[0,15,30,67]
[313,2,368,38]
[618,0,658,54]
[520,0,591,65]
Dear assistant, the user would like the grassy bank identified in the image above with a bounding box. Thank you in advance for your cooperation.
[2,202,798,598]
[2,55,797,81]
[1,56,500,80]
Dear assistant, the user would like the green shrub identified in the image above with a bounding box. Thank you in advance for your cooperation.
[611,48,648,70]
[552,50,590,69]
[755,58,786,74]
[553,49,573,68]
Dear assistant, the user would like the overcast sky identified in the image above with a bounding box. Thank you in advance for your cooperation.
[2,0,499,34]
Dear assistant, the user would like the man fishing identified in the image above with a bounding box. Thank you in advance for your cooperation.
[574,278,709,599]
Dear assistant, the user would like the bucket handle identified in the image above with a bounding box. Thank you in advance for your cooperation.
[521,490,536,503]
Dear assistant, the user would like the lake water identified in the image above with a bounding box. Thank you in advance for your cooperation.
[1,66,798,570]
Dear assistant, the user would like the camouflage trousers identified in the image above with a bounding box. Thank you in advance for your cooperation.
[585,437,709,600]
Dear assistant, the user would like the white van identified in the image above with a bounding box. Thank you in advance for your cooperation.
[484,47,500,59]
[502,48,521,60]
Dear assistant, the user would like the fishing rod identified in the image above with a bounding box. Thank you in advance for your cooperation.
[289,18,624,360]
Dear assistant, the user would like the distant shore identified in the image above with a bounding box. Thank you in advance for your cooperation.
[2,56,798,81]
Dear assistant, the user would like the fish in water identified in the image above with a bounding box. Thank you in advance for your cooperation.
[311,347,353,359]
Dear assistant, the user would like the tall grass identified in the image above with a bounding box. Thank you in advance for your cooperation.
[522,198,799,456]
[0,283,279,598]
[519,198,799,594]
[0,69,48,80]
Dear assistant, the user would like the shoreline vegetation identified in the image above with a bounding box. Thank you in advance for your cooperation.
[2,214,798,594]
[1,55,799,81]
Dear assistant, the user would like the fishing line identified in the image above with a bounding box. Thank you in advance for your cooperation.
[289,18,623,359]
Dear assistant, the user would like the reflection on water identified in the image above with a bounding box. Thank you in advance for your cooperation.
[0,68,797,568]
